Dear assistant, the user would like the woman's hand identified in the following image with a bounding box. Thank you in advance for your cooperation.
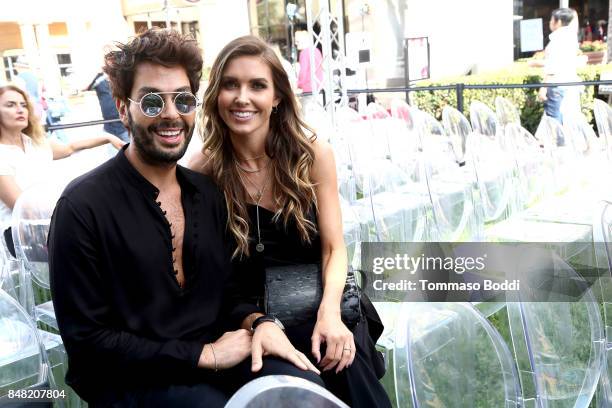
[312,312,355,373]
[252,322,320,374]
[108,135,127,150]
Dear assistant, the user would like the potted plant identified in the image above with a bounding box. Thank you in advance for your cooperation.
[579,40,607,64]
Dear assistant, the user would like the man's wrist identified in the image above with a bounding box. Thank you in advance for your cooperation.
[251,315,285,332]
[198,343,214,369]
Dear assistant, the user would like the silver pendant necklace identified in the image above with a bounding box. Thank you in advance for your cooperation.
[237,165,269,253]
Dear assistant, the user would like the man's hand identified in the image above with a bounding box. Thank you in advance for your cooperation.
[251,322,320,374]
[538,87,548,102]
[311,313,355,373]
[198,329,252,370]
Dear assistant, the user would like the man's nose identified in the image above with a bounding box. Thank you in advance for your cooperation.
[160,96,180,118]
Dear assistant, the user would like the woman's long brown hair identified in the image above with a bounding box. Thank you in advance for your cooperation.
[199,35,318,258]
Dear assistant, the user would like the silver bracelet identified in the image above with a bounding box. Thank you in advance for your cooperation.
[208,343,218,372]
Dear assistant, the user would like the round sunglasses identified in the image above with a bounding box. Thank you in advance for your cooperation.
[128,92,200,117]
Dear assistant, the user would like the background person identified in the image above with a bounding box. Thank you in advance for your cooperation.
[530,8,580,124]
[86,71,130,142]
[189,35,391,408]
[295,30,323,94]
[13,57,46,122]
[0,84,124,250]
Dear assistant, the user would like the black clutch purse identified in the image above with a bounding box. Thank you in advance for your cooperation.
[264,263,362,329]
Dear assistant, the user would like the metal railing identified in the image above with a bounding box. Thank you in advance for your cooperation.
[345,79,612,112]
[47,79,612,132]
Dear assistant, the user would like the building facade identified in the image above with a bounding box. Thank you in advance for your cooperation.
[1,0,606,98]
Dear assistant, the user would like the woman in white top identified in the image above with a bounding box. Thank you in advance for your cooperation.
[0,84,125,228]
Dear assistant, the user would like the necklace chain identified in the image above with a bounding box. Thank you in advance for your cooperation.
[234,159,270,174]
[236,163,271,253]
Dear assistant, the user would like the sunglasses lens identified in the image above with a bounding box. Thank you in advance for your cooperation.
[140,94,164,117]
[174,93,197,114]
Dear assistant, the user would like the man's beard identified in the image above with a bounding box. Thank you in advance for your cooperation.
[127,111,193,165]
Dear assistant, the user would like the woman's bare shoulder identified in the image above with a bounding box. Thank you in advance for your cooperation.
[187,149,213,175]
[309,134,334,163]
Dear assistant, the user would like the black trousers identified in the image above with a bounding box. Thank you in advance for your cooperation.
[89,356,325,408]
[286,320,392,408]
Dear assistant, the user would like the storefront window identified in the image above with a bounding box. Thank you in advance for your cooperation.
[249,0,308,62]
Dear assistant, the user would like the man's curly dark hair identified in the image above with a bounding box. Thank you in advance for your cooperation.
[103,28,203,102]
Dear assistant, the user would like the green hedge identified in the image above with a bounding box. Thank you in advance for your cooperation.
[410,63,612,134]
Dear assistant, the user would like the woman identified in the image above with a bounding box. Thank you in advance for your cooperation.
[189,35,391,407]
[0,84,125,231]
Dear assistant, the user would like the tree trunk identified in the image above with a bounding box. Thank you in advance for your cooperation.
[607,2,612,62]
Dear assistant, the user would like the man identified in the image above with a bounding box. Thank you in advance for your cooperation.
[49,29,320,408]
[13,57,45,120]
[530,8,580,125]
[86,72,130,142]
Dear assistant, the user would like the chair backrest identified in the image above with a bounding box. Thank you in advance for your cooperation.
[12,183,63,290]
[593,99,612,161]
[441,105,471,166]
[225,375,350,408]
[0,259,22,306]
[393,302,521,408]
[505,252,604,407]
[534,115,581,192]
[336,105,428,243]
[365,102,395,160]
[495,96,521,127]
[503,123,554,207]
[0,288,49,399]
[563,113,604,157]
[412,109,479,241]
[470,101,499,140]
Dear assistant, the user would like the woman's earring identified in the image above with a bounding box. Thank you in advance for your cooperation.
[272,106,278,114]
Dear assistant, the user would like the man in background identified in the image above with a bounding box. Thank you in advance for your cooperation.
[86,72,129,142]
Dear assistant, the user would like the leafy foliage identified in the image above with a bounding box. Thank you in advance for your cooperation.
[410,63,612,134]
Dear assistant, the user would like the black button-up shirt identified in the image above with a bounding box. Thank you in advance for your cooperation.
[49,146,258,401]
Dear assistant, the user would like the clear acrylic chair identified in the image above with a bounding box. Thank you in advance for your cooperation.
[11,182,64,330]
[495,96,521,128]
[412,108,481,241]
[0,288,54,407]
[393,302,521,408]
[467,102,515,222]
[0,258,22,307]
[504,123,554,208]
[442,105,487,239]
[470,100,499,140]
[336,106,428,243]
[592,200,612,407]
[504,251,604,408]
[593,99,612,162]
[225,375,349,408]
[388,99,427,187]
[534,115,580,193]
[564,113,608,189]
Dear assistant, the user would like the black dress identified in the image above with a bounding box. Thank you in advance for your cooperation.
[234,204,393,408]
